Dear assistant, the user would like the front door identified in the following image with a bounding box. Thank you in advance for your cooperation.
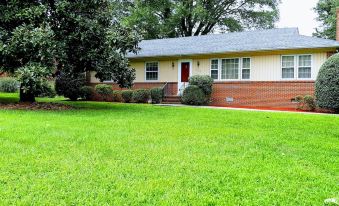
[178,61,191,95]
[181,62,190,82]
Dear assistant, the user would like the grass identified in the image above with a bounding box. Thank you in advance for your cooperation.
[0,92,338,205]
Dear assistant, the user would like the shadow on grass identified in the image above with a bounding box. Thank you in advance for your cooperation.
[0,93,19,104]
[0,92,147,113]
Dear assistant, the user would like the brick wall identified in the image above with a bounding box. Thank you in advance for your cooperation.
[210,81,315,108]
[89,81,315,109]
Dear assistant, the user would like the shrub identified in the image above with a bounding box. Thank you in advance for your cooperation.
[132,89,150,103]
[189,75,214,96]
[95,84,113,101]
[121,90,133,103]
[315,53,339,112]
[181,85,206,105]
[55,73,85,101]
[295,95,316,111]
[0,78,19,93]
[36,82,56,98]
[113,90,123,102]
[80,86,94,100]
[16,64,52,102]
[150,87,163,104]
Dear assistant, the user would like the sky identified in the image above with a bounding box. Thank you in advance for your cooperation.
[277,0,319,36]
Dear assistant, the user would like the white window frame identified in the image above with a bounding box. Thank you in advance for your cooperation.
[241,57,251,80]
[145,61,159,81]
[210,58,220,80]
[297,54,313,80]
[281,54,313,80]
[210,57,251,81]
[281,55,296,80]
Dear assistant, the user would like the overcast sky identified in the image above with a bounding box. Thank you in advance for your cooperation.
[277,0,319,36]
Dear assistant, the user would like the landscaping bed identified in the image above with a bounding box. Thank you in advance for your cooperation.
[0,102,73,111]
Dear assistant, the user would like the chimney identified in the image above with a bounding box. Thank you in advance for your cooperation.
[337,7,339,41]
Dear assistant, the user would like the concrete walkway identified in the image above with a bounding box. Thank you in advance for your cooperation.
[155,104,338,116]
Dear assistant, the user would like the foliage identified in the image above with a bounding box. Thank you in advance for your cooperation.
[45,0,140,88]
[0,78,19,93]
[113,90,123,102]
[313,0,339,39]
[95,84,113,101]
[0,0,140,101]
[315,53,339,111]
[121,90,133,103]
[124,0,280,39]
[181,85,206,105]
[1,92,338,205]
[295,95,316,111]
[80,86,94,100]
[150,87,163,104]
[16,64,53,102]
[132,89,150,103]
[36,82,56,98]
[189,75,214,96]
[55,73,86,101]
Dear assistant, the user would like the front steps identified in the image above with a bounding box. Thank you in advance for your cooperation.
[162,95,181,104]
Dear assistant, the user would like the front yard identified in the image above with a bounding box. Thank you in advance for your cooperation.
[0,93,338,205]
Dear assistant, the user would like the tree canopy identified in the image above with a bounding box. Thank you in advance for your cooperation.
[123,0,280,39]
[313,0,339,40]
[0,0,140,101]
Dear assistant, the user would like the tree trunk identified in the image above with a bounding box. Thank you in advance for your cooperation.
[19,85,35,102]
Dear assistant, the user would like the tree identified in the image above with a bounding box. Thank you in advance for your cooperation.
[0,1,56,102]
[124,0,280,39]
[313,0,339,40]
[45,0,140,89]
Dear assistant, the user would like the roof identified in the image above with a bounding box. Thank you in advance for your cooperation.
[127,28,339,59]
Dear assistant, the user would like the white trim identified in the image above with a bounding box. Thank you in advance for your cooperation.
[297,54,313,80]
[145,61,159,82]
[281,54,313,80]
[178,59,193,94]
[241,57,251,80]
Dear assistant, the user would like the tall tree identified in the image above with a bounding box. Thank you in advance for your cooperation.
[124,0,280,39]
[313,0,339,40]
[0,0,140,102]
[0,1,56,101]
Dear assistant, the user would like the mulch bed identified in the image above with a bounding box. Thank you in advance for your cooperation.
[0,102,74,111]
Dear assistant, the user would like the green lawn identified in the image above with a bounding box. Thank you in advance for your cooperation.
[0,93,338,205]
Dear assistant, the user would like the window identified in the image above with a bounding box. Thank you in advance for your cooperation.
[298,55,311,78]
[145,62,158,81]
[210,59,219,80]
[222,58,239,79]
[242,58,251,79]
[282,55,312,79]
[282,56,295,79]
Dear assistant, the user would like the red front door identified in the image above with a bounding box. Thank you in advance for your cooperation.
[181,62,190,82]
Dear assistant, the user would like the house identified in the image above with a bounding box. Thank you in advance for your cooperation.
[90,20,339,108]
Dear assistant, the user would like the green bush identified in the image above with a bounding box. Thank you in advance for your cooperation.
[121,90,133,103]
[0,78,19,93]
[295,95,316,111]
[95,84,113,101]
[55,73,85,101]
[315,53,339,112]
[113,90,123,102]
[150,87,163,104]
[36,82,56,98]
[132,89,150,103]
[16,64,53,102]
[181,85,206,105]
[80,86,94,100]
[189,75,214,96]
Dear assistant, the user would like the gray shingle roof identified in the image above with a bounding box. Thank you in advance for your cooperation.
[127,28,339,59]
